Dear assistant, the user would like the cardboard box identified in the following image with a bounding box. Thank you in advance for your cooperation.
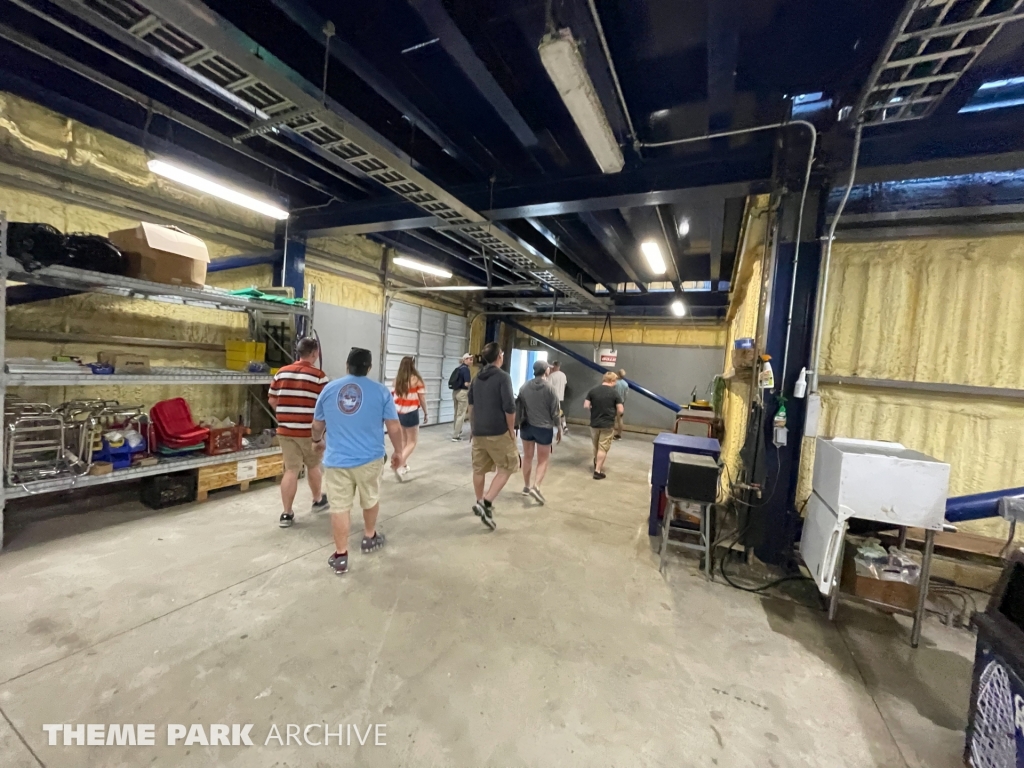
[108,222,209,288]
[98,352,151,375]
[841,545,919,613]
[89,461,113,476]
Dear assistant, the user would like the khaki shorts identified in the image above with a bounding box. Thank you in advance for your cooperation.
[472,433,520,475]
[279,436,322,472]
[324,459,385,512]
[591,427,614,455]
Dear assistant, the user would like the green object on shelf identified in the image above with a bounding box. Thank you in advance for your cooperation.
[226,288,305,306]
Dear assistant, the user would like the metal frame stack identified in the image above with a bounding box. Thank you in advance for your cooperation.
[0,212,315,546]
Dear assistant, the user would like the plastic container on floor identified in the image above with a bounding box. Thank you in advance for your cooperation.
[140,471,198,509]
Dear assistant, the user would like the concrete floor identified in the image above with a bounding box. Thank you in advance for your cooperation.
[0,428,976,768]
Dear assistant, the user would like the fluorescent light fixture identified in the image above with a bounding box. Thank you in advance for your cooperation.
[393,256,452,279]
[539,29,624,174]
[678,218,690,237]
[640,240,666,275]
[670,299,686,317]
[147,159,289,219]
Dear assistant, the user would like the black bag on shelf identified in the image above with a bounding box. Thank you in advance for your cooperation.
[64,234,128,275]
[6,222,65,272]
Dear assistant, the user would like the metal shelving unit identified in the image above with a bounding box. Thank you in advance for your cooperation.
[5,446,281,500]
[4,261,312,316]
[0,211,313,545]
[4,367,273,387]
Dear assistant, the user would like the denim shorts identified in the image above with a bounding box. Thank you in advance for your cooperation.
[398,410,420,428]
[520,423,554,446]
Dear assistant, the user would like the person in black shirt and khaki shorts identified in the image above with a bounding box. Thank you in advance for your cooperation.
[584,371,624,480]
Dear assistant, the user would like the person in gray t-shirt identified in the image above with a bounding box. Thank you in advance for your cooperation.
[515,360,561,504]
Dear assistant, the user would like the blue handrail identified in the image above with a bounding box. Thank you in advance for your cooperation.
[946,485,1024,522]
[503,318,683,412]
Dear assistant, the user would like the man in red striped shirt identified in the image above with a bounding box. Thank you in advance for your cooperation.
[268,337,330,528]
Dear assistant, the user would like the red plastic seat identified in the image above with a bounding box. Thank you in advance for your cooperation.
[150,398,209,448]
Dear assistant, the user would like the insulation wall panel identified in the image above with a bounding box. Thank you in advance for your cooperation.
[519,318,725,348]
[801,235,1024,540]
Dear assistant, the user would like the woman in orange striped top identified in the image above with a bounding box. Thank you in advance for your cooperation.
[391,356,428,481]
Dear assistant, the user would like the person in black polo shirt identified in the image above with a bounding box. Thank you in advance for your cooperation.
[584,371,624,480]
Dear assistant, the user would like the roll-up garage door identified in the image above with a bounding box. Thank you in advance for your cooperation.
[385,302,469,424]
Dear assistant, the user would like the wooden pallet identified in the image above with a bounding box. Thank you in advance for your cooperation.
[197,453,284,502]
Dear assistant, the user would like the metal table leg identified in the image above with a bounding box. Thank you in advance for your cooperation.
[702,503,711,580]
[828,534,847,622]
[910,528,935,649]
[659,501,673,574]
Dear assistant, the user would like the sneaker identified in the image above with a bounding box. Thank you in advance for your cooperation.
[613,435,622,441]
[393,465,405,483]
[279,513,294,528]
[311,495,330,513]
[482,501,496,530]
[328,551,348,574]
[529,487,546,505]
[472,499,496,529]
[361,531,386,553]
[521,486,531,496]
[593,471,606,480]
[451,436,462,442]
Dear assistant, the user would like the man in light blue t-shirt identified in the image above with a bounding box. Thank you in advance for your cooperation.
[311,347,403,576]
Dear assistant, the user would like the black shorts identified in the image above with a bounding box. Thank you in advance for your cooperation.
[398,411,420,428]
[520,423,554,446]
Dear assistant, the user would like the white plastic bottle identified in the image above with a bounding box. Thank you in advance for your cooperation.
[793,367,808,399]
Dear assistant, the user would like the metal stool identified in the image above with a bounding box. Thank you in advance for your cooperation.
[660,496,712,579]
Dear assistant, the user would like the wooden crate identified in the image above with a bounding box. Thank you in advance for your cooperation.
[196,453,283,502]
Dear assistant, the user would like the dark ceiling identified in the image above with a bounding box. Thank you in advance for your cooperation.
[1,0,1023,317]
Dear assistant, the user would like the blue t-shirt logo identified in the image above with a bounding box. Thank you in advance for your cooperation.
[338,382,362,414]
[315,375,398,469]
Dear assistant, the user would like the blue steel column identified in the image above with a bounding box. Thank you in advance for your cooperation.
[274,225,306,298]
[749,193,825,567]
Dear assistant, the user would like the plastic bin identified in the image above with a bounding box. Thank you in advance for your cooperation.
[140,471,198,510]
[206,425,246,455]
[964,550,1024,767]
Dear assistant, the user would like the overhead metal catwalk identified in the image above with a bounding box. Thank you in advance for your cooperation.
[858,0,1024,125]
[50,0,607,309]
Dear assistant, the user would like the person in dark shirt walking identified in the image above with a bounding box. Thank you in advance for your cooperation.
[450,353,473,441]
[584,371,624,480]
[467,342,519,529]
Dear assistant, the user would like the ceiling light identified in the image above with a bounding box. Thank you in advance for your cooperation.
[393,256,452,279]
[640,240,666,275]
[147,159,289,219]
[539,29,624,174]
[678,218,690,237]
[671,299,686,317]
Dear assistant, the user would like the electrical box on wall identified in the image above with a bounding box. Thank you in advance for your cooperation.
[804,394,821,437]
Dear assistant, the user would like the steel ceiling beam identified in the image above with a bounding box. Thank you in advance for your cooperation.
[265,0,483,175]
[295,171,766,234]
[708,196,725,283]
[524,217,607,288]
[706,0,739,134]
[406,0,539,150]
[54,0,603,308]
[578,211,647,291]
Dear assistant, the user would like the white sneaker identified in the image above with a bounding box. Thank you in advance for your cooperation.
[521,486,531,496]
[528,487,546,505]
